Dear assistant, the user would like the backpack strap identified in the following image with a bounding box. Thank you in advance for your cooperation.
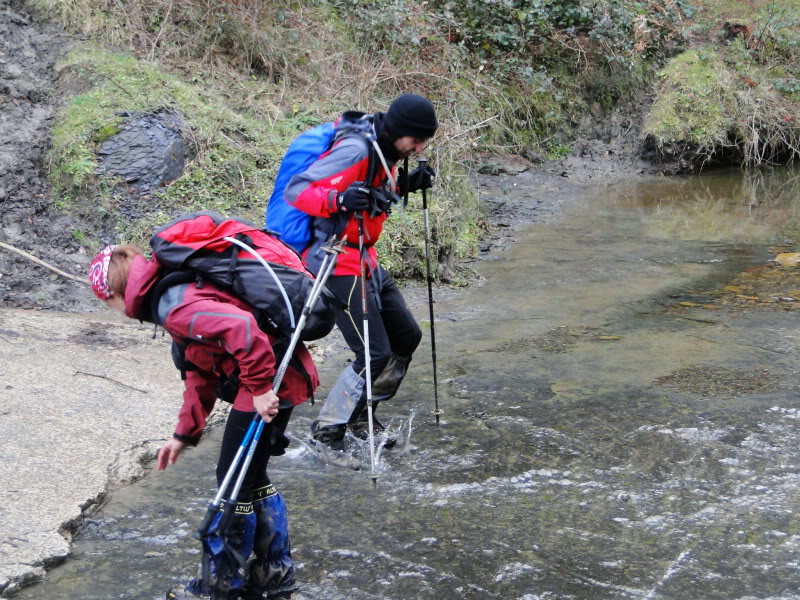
[150,270,201,326]
[333,118,380,187]
[171,340,199,381]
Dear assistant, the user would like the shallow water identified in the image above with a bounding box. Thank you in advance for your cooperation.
[18,167,800,600]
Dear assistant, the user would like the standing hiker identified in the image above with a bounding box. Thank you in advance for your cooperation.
[281,93,438,456]
[88,242,318,600]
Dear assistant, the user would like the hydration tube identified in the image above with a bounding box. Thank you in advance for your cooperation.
[222,236,296,331]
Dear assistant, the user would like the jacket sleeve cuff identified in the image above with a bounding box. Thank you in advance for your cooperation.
[327,190,339,213]
[173,432,200,446]
[246,381,273,397]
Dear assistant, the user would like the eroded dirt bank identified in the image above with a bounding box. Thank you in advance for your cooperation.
[0,0,92,311]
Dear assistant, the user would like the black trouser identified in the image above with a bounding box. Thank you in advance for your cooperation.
[319,266,421,425]
[329,266,421,376]
[329,267,421,381]
[216,407,293,502]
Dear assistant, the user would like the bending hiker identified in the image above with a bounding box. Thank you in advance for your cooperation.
[280,93,438,456]
[88,240,318,600]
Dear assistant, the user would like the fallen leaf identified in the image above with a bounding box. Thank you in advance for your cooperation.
[596,335,622,341]
[723,285,745,293]
[679,301,701,307]
[775,252,800,266]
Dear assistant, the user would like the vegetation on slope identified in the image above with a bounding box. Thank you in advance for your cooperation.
[30,0,798,278]
[644,0,800,167]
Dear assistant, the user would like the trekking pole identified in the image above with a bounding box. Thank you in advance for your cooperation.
[418,158,442,425]
[403,157,409,208]
[356,212,379,486]
[195,238,344,542]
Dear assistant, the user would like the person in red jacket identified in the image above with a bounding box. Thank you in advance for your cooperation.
[284,94,437,458]
[88,244,318,600]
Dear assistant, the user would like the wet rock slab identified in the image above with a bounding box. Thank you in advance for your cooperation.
[0,309,182,596]
[96,110,188,193]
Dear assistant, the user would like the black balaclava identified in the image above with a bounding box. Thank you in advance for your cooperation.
[372,112,400,163]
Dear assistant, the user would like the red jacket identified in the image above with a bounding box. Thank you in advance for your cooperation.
[123,256,319,444]
[285,114,397,277]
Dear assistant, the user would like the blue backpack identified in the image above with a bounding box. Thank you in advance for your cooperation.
[266,116,375,253]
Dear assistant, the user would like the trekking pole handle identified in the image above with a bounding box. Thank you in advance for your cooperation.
[418,158,429,210]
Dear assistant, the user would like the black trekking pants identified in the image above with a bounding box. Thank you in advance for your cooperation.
[216,407,293,503]
[327,265,422,407]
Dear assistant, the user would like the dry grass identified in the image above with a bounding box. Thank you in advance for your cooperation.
[34,0,498,278]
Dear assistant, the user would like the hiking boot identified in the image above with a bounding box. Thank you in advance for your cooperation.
[349,416,397,448]
[309,421,347,451]
[308,422,361,470]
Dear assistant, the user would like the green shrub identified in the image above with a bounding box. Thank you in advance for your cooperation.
[644,45,800,167]
[644,50,736,152]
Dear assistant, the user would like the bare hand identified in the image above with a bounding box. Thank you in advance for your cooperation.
[156,438,186,471]
[253,390,280,423]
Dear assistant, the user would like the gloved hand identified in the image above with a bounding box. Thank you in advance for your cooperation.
[337,183,372,213]
[399,164,436,195]
[369,187,398,217]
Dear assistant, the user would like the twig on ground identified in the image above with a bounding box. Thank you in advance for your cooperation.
[0,242,88,285]
[74,371,149,394]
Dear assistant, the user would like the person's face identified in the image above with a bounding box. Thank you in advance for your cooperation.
[392,136,428,158]
[104,294,127,314]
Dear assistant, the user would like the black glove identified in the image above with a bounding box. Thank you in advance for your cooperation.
[399,164,436,195]
[368,187,398,217]
[337,183,371,213]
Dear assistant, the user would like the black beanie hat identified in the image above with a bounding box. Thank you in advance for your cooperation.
[383,94,438,141]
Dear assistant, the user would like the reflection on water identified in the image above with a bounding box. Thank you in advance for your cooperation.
[16,166,800,600]
[595,166,800,242]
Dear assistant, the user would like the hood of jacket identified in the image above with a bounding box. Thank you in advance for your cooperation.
[123,255,163,321]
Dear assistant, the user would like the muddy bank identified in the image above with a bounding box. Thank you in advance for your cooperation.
[0,0,92,311]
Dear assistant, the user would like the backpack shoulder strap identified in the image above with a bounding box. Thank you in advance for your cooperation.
[150,270,201,326]
[334,117,379,185]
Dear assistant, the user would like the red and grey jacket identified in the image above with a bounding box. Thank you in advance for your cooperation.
[123,256,319,444]
[284,112,397,277]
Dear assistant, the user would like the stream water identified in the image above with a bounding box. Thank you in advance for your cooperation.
[17,167,800,600]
